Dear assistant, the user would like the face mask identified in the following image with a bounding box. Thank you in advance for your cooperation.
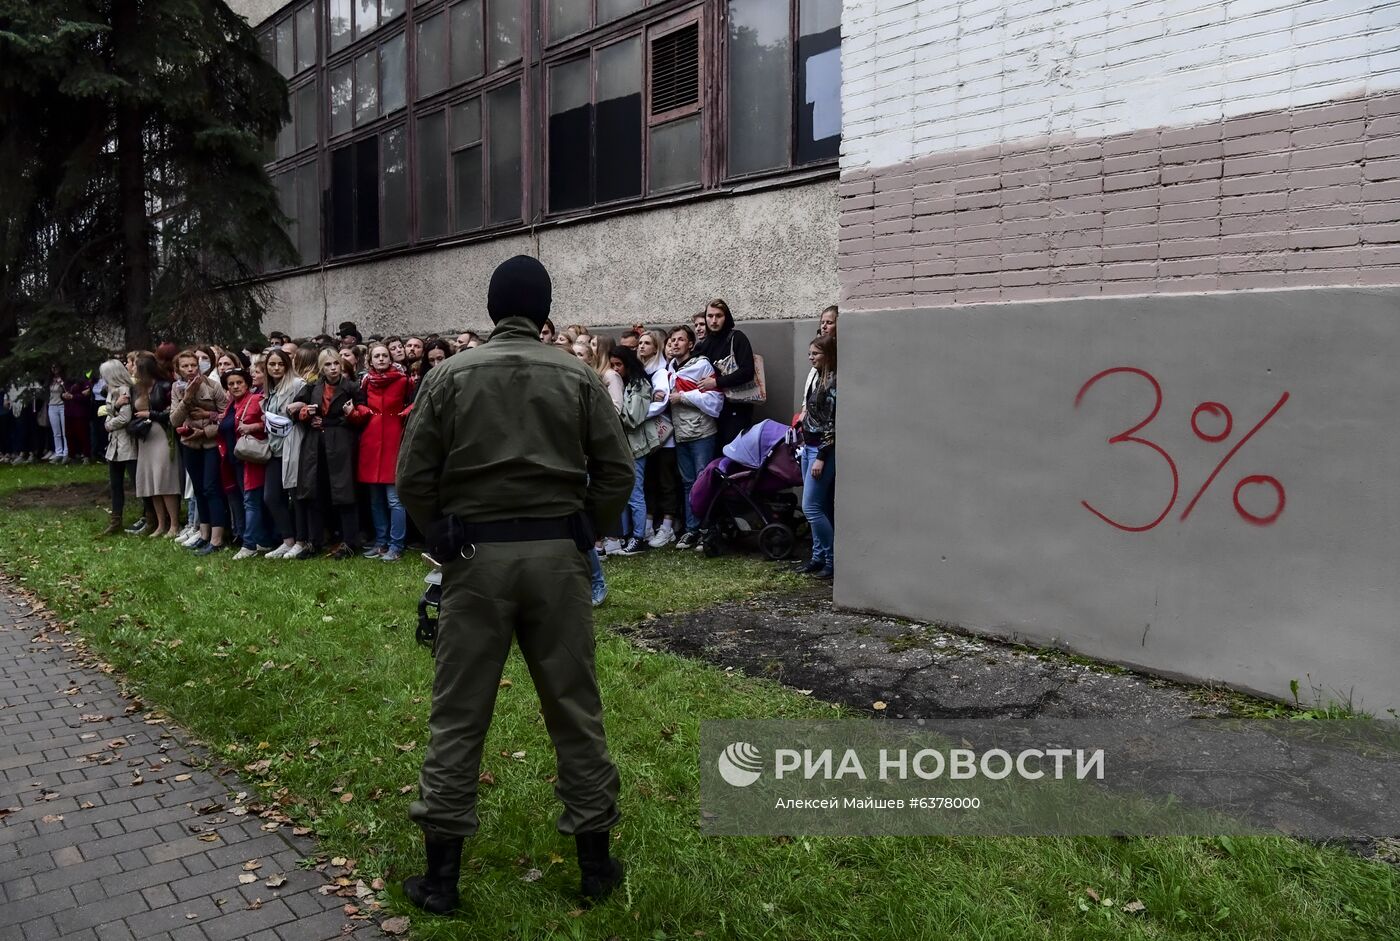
[198,360,212,375]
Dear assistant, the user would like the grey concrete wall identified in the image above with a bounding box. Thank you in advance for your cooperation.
[259,180,839,340]
[838,287,1400,716]
[227,0,282,26]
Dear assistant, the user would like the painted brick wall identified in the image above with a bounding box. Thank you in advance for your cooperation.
[839,0,1400,307]
[842,0,1400,169]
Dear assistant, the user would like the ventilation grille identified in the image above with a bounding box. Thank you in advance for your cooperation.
[650,24,699,115]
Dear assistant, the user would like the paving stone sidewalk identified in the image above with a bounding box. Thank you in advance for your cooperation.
[0,588,359,941]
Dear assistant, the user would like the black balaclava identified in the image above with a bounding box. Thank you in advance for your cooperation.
[487,256,552,326]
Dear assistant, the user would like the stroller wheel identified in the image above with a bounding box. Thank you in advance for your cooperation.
[702,532,723,557]
[758,523,795,561]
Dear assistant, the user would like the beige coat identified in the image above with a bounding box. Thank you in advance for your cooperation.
[102,386,138,463]
[170,375,227,449]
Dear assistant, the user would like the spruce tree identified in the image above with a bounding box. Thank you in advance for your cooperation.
[0,0,293,377]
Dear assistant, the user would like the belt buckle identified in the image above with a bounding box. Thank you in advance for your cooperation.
[460,543,476,561]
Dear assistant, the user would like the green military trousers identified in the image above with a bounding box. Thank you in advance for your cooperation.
[409,538,621,840]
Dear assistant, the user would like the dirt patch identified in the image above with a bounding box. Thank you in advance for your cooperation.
[1,481,108,511]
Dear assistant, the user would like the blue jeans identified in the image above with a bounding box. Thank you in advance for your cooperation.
[587,547,606,594]
[800,445,836,567]
[183,446,227,528]
[622,456,647,539]
[675,436,717,532]
[369,483,406,552]
[241,478,268,549]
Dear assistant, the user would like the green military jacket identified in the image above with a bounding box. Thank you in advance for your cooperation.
[396,316,635,531]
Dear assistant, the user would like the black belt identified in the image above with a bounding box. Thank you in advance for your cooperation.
[462,516,575,544]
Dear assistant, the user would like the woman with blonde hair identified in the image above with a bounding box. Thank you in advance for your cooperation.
[98,359,138,534]
[290,348,368,559]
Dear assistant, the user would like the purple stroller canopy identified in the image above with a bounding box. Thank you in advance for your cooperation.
[722,420,791,468]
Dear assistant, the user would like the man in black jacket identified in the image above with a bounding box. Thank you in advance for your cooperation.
[693,298,756,446]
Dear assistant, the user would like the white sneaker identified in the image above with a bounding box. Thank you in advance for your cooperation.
[648,526,676,548]
[232,547,257,560]
[283,543,306,559]
[178,531,201,547]
[602,538,623,555]
[265,544,290,559]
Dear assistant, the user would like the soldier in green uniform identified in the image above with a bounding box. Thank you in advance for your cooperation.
[396,255,635,914]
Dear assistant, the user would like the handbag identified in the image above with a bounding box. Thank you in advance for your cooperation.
[714,335,766,405]
[128,416,154,439]
[232,398,271,464]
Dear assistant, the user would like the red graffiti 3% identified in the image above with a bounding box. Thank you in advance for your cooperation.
[1074,367,1289,532]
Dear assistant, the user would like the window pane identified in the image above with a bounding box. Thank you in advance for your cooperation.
[355,0,379,40]
[454,148,483,231]
[354,50,379,126]
[450,0,484,84]
[275,171,296,265]
[417,112,449,238]
[797,0,840,163]
[294,4,316,72]
[383,0,406,21]
[330,144,355,255]
[548,58,591,212]
[450,98,481,150]
[599,0,643,24]
[295,82,318,152]
[728,0,791,175]
[296,162,320,261]
[381,33,406,113]
[416,13,447,99]
[355,135,380,250]
[487,81,522,223]
[382,126,408,246]
[259,29,275,67]
[596,37,642,203]
[275,19,294,77]
[488,0,522,71]
[547,0,589,43]
[650,115,701,193]
[329,0,352,51]
[330,63,352,136]
[276,107,295,159]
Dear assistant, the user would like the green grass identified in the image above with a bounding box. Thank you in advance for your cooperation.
[1,464,1396,940]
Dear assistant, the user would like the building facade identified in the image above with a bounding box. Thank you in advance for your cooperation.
[230,0,842,361]
[838,0,1400,714]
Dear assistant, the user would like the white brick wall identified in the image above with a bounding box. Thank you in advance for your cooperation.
[842,0,1400,170]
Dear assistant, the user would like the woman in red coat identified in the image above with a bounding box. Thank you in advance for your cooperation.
[216,368,272,560]
[359,343,411,562]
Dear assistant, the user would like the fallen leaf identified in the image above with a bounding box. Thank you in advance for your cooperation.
[380,915,410,935]
[292,826,312,836]
[260,822,281,832]
[1085,888,1101,903]
[510,751,526,761]
[872,701,887,711]
[266,874,286,888]
[40,814,64,824]
[0,807,17,819]
[339,793,354,804]
[185,913,198,920]
[393,742,416,752]
[342,903,359,916]
[197,833,220,843]
[354,880,372,899]
[1123,900,1147,914]
[478,771,496,786]
[79,801,95,810]
[498,678,512,688]
[243,859,263,872]
[521,868,543,883]
[331,857,348,867]
[370,878,385,891]
[397,785,413,795]
[248,898,262,910]
[239,874,257,884]
[174,774,192,782]
[79,714,106,723]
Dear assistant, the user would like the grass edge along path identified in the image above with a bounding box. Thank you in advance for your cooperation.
[0,465,1396,940]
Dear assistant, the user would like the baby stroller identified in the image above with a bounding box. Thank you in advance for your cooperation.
[690,419,806,560]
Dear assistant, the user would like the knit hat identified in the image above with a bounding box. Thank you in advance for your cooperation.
[487,256,552,326]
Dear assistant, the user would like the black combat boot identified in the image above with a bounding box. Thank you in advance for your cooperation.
[575,831,624,904]
[402,835,463,915]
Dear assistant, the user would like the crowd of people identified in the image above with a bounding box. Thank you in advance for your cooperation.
[0,300,838,590]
